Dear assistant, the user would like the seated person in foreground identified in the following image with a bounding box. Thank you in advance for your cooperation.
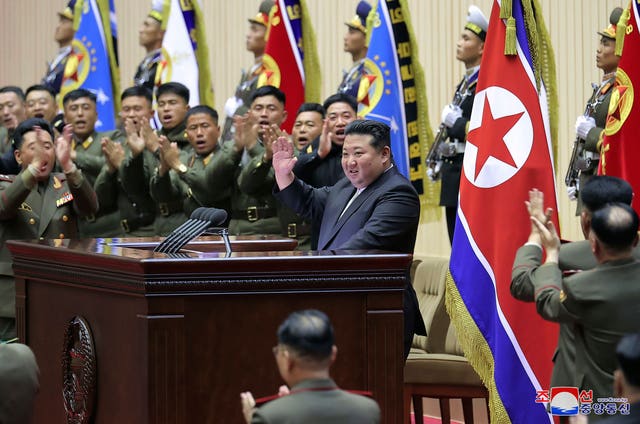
[240,309,380,424]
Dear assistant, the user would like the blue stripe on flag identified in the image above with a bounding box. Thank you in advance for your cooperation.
[451,213,552,423]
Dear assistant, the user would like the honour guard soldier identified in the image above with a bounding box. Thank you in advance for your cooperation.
[42,1,76,95]
[438,5,487,244]
[569,8,623,214]
[221,0,275,143]
[0,118,98,340]
[337,1,372,99]
[134,1,165,93]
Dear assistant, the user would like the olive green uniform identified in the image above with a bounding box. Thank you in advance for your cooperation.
[0,167,98,340]
[73,130,125,237]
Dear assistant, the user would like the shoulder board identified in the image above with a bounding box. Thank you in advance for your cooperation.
[0,174,15,182]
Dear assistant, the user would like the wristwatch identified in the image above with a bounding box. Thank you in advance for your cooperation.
[177,163,188,174]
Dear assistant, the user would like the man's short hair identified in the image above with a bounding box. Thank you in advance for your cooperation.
[0,86,26,101]
[185,105,219,123]
[296,102,325,118]
[25,84,56,99]
[121,85,153,104]
[590,202,639,251]
[344,119,391,151]
[156,82,190,104]
[322,93,357,114]
[277,310,334,361]
[251,85,286,106]
[63,88,97,106]
[12,117,54,151]
[580,175,633,213]
[616,332,640,388]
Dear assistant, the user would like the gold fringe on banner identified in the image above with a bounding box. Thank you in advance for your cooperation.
[445,271,511,423]
[97,0,120,114]
[192,0,214,107]
[300,0,322,103]
[615,3,631,57]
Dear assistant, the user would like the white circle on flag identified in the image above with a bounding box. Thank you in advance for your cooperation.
[463,86,534,188]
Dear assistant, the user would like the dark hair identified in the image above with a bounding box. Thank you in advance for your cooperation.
[156,82,190,104]
[590,202,639,251]
[251,85,286,106]
[12,117,54,151]
[63,88,97,106]
[616,332,640,388]
[296,102,325,118]
[185,105,219,123]
[277,309,334,361]
[344,119,391,151]
[322,93,357,114]
[121,85,153,104]
[580,175,633,213]
[0,86,26,101]
[25,84,56,99]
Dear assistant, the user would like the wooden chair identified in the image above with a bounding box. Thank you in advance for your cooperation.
[404,255,489,423]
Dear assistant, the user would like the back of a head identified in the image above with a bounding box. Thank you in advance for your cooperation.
[580,176,633,213]
[251,85,286,106]
[277,310,334,362]
[616,332,640,389]
[0,343,39,424]
[344,119,390,151]
[323,93,357,114]
[156,82,190,104]
[590,202,639,252]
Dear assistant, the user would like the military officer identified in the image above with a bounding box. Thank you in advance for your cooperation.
[291,103,324,151]
[151,105,237,230]
[227,85,285,236]
[569,8,623,214]
[25,84,60,128]
[95,86,157,236]
[0,118,98,340]
[42,1,76,95]
[221,0,274,142]
[62,88,123,237]
[0,87,28,175]
[337,1,372,99]
[134,1,165,93]
[438,5,487,244]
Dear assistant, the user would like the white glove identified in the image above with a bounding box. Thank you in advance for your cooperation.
[224,96,243,118]
[567,185,578,201]
[575,116,596,140]
[426,161,442,182]
[441,105,462,128]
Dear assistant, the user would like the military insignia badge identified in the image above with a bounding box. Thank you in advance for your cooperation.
[56,192,74,207]
[559,289,567,302]
[19,202,33,212]
[53,175,63,189]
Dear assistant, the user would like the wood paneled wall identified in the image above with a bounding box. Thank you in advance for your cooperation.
[0,0,625,256]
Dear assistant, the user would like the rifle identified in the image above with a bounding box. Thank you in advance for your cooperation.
[565,84,599,189]
[425,88,467,182]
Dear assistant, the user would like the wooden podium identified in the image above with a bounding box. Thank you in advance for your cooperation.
[8,237,410,424]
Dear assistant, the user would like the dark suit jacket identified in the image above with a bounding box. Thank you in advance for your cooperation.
[275,166,427,355]
[251,378,379,424]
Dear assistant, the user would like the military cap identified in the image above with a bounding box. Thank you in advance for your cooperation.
[616,332,640,388]
[248,0,275,27]
[148,0,164,23]
[345,1,372,34]
[57,0,76,21]
[465,5,489,41]
[598,7,624,40]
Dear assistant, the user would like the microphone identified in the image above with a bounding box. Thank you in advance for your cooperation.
[154,207,228,254]
[154,207,206,253]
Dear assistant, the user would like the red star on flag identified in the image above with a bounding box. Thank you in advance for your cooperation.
[467,95,522,180]
[64,51,84,82]
[358,74,377,106]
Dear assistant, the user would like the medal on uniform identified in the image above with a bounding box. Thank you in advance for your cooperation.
[56,192,74,207]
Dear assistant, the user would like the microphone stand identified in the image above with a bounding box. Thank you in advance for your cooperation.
[203,227,233,257]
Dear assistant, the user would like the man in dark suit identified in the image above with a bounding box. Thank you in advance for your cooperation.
[603,333,640,423]
[240,309,380,424]
[528,202,640,401]
[272,119,426,358]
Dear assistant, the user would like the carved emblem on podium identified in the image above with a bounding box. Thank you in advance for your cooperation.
[62,316,97,424]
